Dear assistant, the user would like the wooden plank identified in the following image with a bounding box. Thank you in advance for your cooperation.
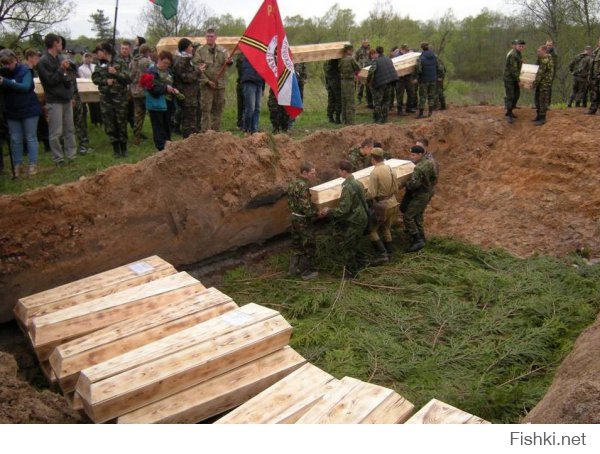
[50,287,237,394]
[156,37,349,63]
[361,393,415,424]
[295,377,360,423]
[65,392,84,411]
[117,347,306,424]
[405,398,490,424]
[39,360,58,385]
[15,255,176,328]
[310,159,414,208]
[35,78,100,103]
[359,52,421,82]
[76,305,292,423]
[520,64,538,90]
[216,363,337,424]
[31,272,202,360]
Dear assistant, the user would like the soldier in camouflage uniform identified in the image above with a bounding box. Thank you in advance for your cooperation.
[354,39,372,107]
[268,88,289,133]
[172,38,204,138]
[295,63,308,101]
[92,42,131,157]
[321,160,369,279]
[339,44,360,125]
[129,44,152,145]
[434,55,447,110]
[287,162,320,280]
[347,138,391,171]
[586,37,600,115]
[532,45,554,126]
[396,45,416,115]
[63,52,90,154]
[568,46,592,108]
[368,46,398,123]
[323,59,341,123]
[504,39,525,123]
[192,29,233,132]
[401,145,437,252]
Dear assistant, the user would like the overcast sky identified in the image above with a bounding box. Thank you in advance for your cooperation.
[68,1,512,39]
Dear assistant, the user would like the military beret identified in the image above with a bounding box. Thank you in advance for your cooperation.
[518,39,526,45]
[511,39,519,45]
[410,145,425,154]
[400,44,409,50]
[371,148,384,157]
[344,44,354,50]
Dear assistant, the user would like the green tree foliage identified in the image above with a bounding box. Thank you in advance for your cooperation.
[204,13,246,36]
[88,9,112,41]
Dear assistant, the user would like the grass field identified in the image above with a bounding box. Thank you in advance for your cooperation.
[220,235,600,423]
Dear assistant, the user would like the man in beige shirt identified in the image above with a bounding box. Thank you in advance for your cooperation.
[367,147,399,263]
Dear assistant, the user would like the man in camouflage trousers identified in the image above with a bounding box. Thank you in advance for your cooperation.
[63,52,90,154]
[586,37,600,115]
[396,44,416,115]
[287,162,320,280]
[129,44,152,145]
[193,29,232,132]
[368,46,398,123]
[504,39,525,123]
[568,46,592,108]
[173,38,204,138]
[401,145,437,252]
[268,88,289,133]
[415,42,438,118]
[339,44,360,125]
[532,45,554,126]
[321,160,369,279]
[434,55,447,110]
[324,59,341,123]
[92,42,131,157]
[354,39,372,107]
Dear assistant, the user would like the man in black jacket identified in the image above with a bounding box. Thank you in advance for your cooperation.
[367,46,398,124]
[37,33,76,165]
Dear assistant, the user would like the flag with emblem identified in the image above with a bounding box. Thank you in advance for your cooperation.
[238,0,303,119]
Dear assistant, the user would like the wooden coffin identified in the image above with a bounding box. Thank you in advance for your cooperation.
[156,37,349,63]
[34,78,100,103]
[75,303,292,423]
[49,287,237,395]
[520,64,539,90]
[117,347,306,424]
[31,272,204,361]
[359,52,421,82]
[405,398,490,424]
[310,159,414,208]
[295,376,414,424]
[14,255,177,330]
[216,363,337,424]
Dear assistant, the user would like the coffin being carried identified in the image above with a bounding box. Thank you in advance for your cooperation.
[519,64,539,90]
[359,52,421,83]
[34,78,99,103]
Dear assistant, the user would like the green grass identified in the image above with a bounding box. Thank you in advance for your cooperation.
[220,235,600,423]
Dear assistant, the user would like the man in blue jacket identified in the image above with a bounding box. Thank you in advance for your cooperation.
[416,42,438,119]
[240,54,265,135]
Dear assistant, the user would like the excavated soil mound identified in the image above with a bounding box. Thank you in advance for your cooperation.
[0,106,599,423]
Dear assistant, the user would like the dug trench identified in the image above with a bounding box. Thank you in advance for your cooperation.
[0,105,599,423]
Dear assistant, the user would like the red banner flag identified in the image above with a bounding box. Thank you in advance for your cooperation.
[238,0,303,119]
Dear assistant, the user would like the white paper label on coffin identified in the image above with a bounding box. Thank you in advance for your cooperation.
[128,262,155,275]
[222,311,253,326]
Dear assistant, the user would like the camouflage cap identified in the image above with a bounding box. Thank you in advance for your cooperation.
[511,39,519,45]
[371,148,385,157]
[400,44,409,50]
[343,44,354,50]
[192,42,201,48]
[518,39,526,45]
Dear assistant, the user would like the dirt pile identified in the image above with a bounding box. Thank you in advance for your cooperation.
[1,106,599,323]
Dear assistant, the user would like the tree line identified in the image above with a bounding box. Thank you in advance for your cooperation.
[2,0,600,101]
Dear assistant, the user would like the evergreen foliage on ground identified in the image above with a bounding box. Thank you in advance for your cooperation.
[221,236,600,423]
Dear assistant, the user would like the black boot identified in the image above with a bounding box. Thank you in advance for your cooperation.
[506,109,514,124]
[120,142,129,157]
[567,97,574,107]
[298,256,318,280]
[407,235,425,253]
[370,240,389,265]
[112,142,121,158]
[416,109,425,119]
[327,115,335,123]
[576,101,581,108]
[397,107,406,116]
[531,113,541,122]
[586,108,597,115]
[384,241,394,257]
[427,108,433,117]
[334,113,341,124]
[533,114,546,126]
[288,255,301,276]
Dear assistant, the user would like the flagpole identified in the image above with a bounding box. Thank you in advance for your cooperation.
[112,0,119,46]
[212,43,239,85]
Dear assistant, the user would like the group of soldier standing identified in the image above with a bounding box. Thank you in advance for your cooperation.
[287,138,438,281]
[324,39,446,126]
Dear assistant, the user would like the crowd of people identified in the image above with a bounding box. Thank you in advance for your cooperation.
[287,138,438,281]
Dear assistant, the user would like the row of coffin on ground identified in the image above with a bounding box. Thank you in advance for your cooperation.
[14,255,489,424]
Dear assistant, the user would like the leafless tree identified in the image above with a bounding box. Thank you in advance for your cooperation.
[140,0,214,43]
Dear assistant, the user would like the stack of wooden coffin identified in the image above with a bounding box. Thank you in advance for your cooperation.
[519,64,539,90]
[309,159,414,209]
[156,37,349,63]
[359,52,421,82]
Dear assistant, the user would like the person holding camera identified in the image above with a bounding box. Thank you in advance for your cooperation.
[37,33,77,165]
